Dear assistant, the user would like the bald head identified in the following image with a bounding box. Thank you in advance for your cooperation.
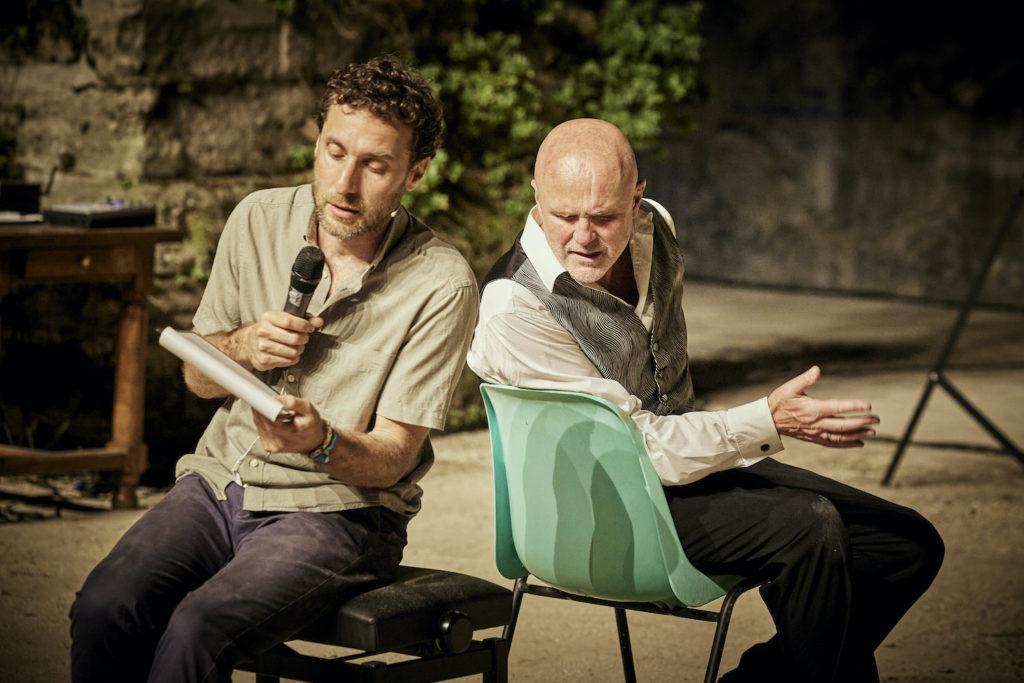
[534,119,639,197]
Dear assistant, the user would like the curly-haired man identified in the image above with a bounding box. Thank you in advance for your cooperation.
[70,57,478,682]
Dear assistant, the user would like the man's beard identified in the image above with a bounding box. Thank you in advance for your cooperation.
[312,178,405,241]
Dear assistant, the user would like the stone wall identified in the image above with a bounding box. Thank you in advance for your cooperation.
[5,0,358,296]
[1,0,367,480]
[642,0,1024,306]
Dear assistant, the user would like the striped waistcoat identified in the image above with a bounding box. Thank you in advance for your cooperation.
[482,201,694,416]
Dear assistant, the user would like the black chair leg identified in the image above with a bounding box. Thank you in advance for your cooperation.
[703,581,755,683]
[254,675,280,683]
[501,577,527,644]
[614,607,637,683]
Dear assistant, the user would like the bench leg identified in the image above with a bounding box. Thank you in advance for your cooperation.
[483,637,510,683]
[254,675,280,683]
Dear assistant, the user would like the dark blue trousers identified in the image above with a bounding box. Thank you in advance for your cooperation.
[665,458,944,683]
[69,475,407,683]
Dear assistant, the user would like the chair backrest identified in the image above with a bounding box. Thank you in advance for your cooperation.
[480,383,737,608]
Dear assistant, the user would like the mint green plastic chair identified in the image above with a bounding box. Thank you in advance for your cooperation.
[480,383,761,683]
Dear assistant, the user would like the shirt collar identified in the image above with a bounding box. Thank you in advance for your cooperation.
[519,204,656,306]
[520,208,568,292]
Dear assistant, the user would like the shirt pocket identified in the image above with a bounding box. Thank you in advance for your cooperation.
[299,336,396,430]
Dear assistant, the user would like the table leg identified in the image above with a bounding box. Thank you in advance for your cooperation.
[109,266,150,508]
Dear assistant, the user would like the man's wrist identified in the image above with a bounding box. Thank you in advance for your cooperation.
[307,422,337,463]
[236,323,263,371]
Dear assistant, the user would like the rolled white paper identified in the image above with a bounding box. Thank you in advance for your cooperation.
[159,327,289,422]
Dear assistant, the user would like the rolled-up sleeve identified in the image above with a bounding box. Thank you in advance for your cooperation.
[192,203,248,336]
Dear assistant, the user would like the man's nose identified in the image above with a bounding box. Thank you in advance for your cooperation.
[334,158,360,195]
[573,221,597,246]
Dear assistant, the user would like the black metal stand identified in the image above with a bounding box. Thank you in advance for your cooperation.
[883,179,1024,485]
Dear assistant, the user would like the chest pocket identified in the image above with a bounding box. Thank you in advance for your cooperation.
[296,334,395,429]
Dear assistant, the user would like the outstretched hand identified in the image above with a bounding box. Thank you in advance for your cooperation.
[768,366,879,448]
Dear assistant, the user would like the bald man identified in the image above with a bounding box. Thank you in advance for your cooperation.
[468,119,943,682]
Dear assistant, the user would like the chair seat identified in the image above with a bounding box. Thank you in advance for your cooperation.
[293,566,513,652]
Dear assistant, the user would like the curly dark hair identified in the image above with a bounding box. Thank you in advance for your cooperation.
[317,56,444,163]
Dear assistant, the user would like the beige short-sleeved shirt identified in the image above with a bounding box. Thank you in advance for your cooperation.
[175,185,478,516]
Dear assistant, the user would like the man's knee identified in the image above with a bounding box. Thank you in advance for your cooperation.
[70,580,118,637]
[899,509,945,585]
[774,492,850,557]
[70,563,139,637]
[71,547,180,641]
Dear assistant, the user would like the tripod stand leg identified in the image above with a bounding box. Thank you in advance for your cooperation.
[883,375,938,485]
[936,373,1024,467]
[883,178,1023,486]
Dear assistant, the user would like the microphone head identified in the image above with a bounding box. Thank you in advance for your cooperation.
[290,246,325,294]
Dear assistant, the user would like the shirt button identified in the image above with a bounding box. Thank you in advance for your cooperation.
[660,394,669,403]
[322,271,328,279]
[250,458,260,467]
[286,373,296,383]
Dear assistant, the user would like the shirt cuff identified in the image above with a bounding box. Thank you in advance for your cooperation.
[724,397,783,463]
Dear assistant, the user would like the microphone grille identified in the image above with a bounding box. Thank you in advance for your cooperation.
[290,246,325,293]
[293,245,325,278]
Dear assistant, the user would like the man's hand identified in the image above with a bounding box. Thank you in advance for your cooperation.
[768,366,879,448]
[241,312,324,372]
[252,394,326,454]
[251,396,428,488]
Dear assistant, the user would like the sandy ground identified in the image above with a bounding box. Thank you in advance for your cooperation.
[1,283,1022,682]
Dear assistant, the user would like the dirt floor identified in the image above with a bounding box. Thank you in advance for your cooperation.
[1,283,1022,682]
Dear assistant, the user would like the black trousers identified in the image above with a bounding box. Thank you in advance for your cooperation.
[664,458,944,683]
[69,475,407,683]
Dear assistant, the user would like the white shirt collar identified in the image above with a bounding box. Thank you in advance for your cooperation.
[520,208,568,292]
[519,204,656,318]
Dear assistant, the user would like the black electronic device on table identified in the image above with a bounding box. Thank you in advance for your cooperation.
[43,201,156,228]
[0,181,42,214]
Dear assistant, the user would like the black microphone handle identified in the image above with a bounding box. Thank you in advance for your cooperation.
[268,287,315,386]
[283,292,314,318]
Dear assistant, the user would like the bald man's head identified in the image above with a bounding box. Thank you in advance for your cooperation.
[533,119,639,197]
[530,119,646,288]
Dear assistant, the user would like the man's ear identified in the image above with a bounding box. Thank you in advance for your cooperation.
[405,158,430,191]
[633,179,647,210]
[530,179,544,225]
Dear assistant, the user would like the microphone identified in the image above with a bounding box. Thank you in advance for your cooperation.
[283,245,325,316]
[269,246,325,385]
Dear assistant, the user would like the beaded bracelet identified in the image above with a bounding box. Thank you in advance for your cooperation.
[307,422,337,464]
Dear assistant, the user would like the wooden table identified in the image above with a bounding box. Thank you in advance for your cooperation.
[0,224,182,507]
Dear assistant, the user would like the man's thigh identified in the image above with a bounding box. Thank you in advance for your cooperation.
[76,474,233,612]
[664,458,936,577]
[160,505,407,655]
[664,470,837,578]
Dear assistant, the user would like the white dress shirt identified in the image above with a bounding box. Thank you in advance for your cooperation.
[467,199,783,486]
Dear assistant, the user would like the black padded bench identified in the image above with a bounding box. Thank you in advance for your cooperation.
[236,566,513,682]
